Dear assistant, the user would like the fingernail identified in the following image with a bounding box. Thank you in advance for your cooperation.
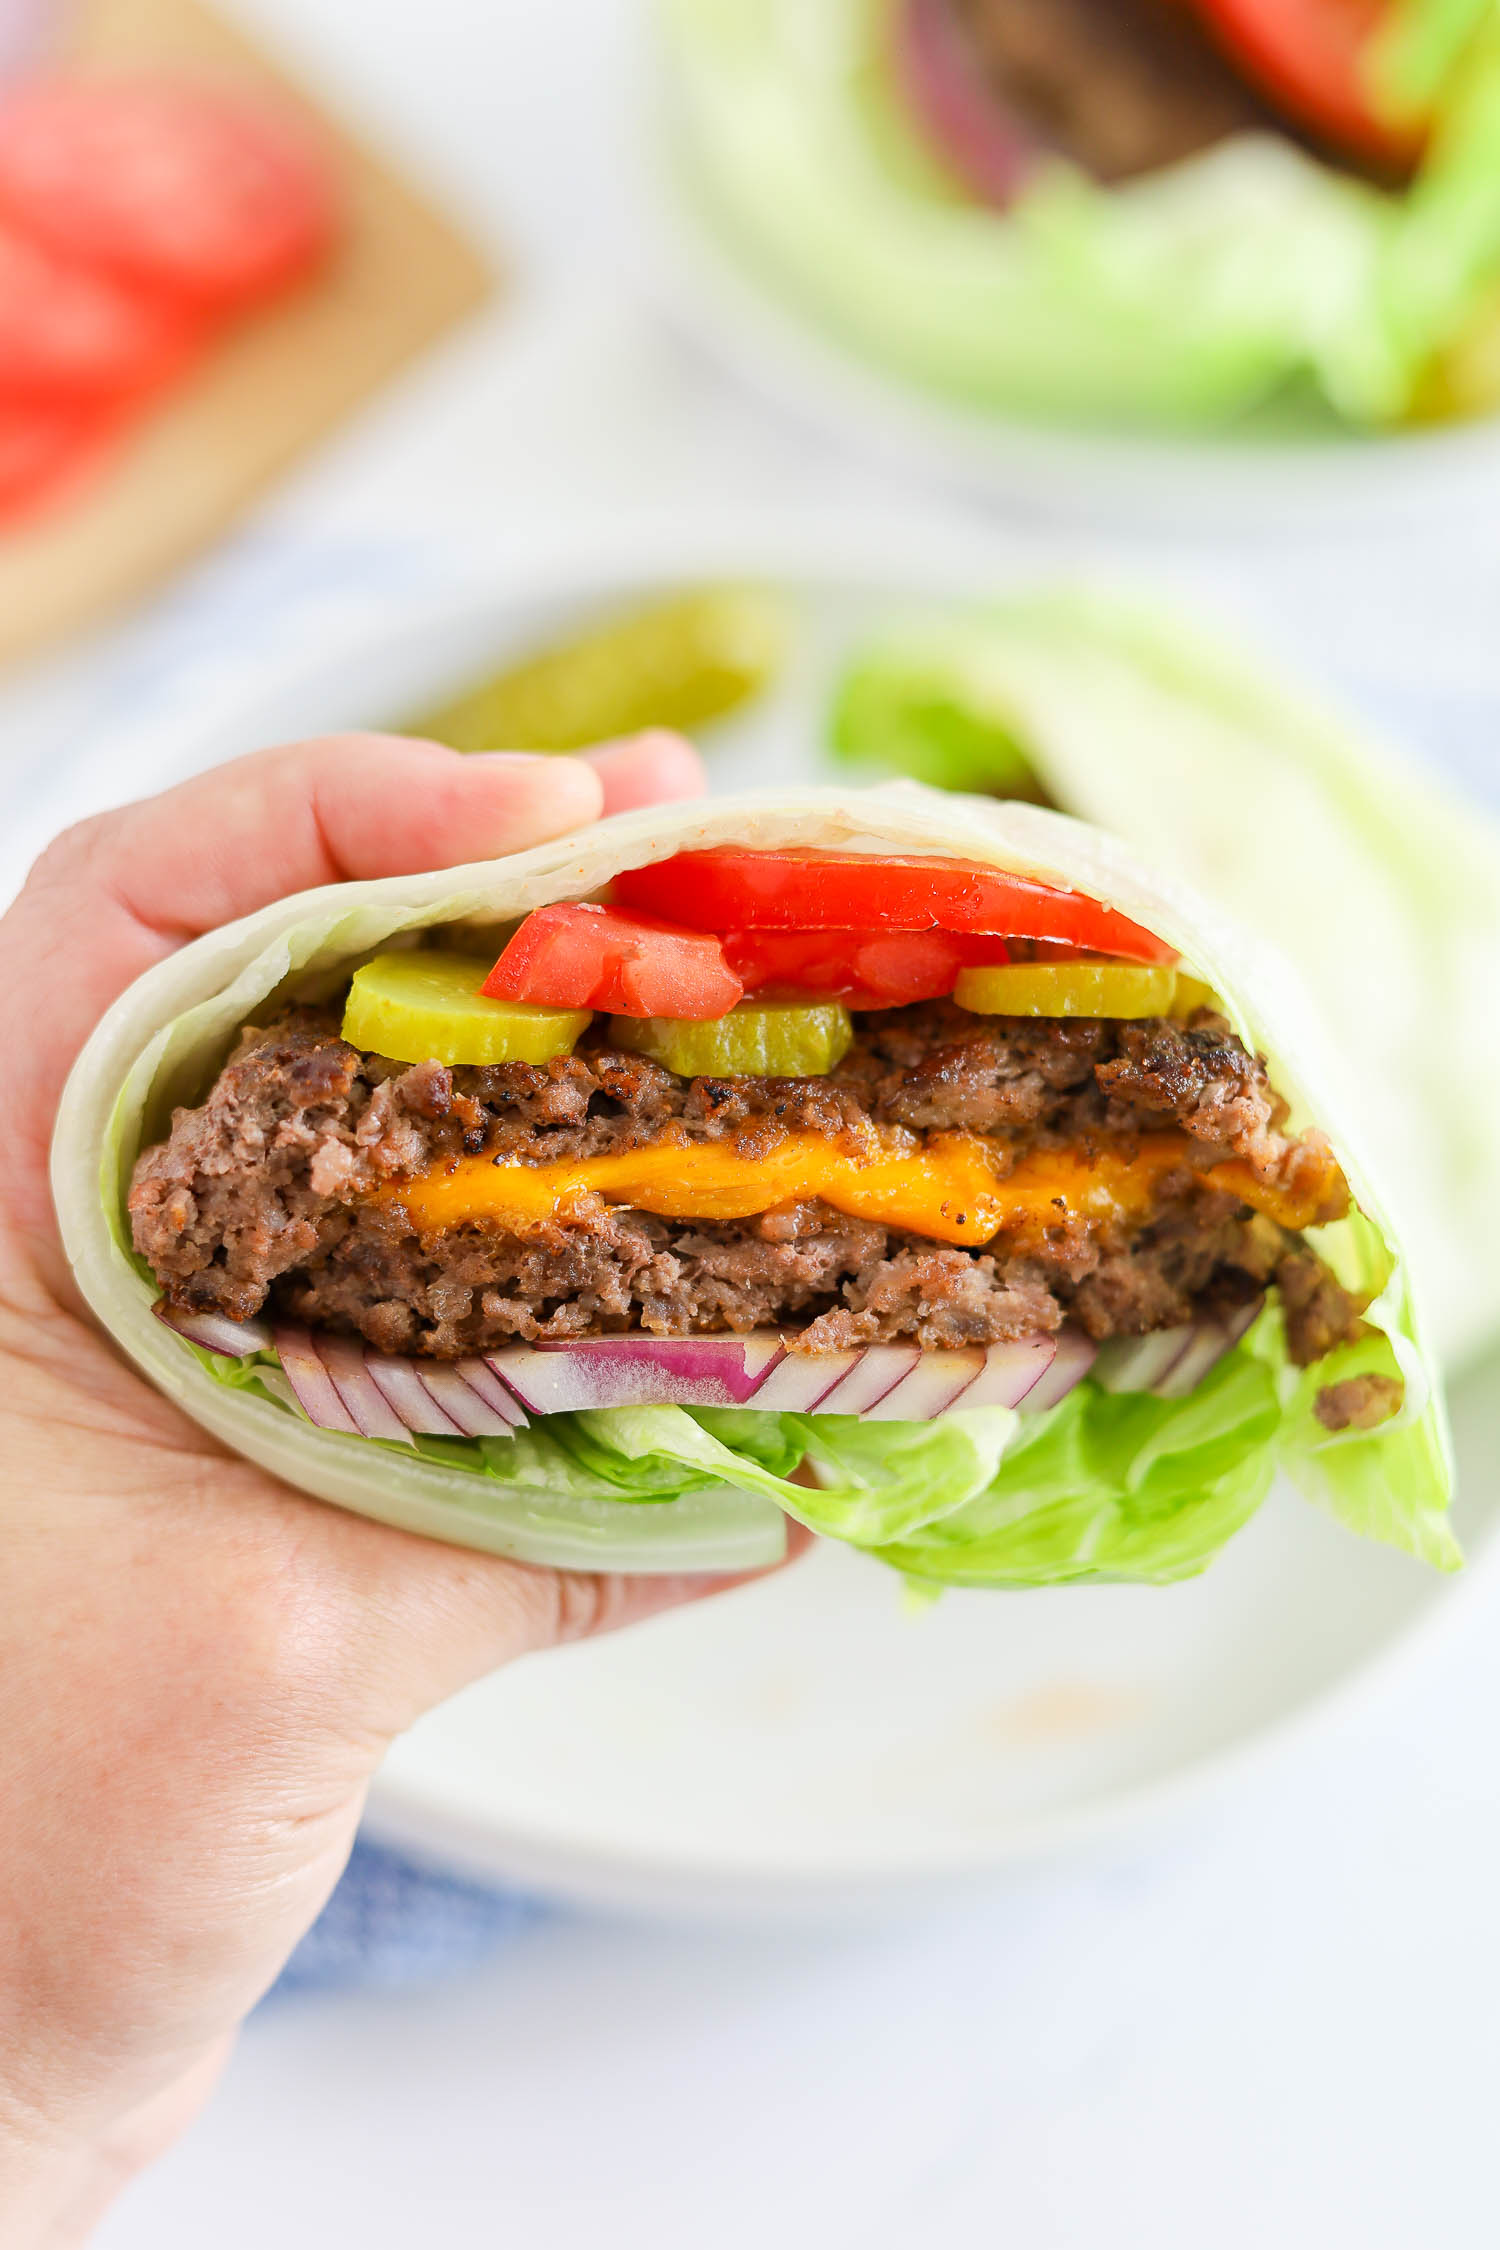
[456,748,603,827]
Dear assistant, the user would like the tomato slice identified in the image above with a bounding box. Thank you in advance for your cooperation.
[0,395,109,521]
[1185,0,1423,171]
[0,218,194,398]
[482,904,744,1020]
[0,80,335,311]
[724,928,1010,1008]
[614,851,1177,966]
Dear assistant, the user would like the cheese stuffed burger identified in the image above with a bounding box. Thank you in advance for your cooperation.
[53,785,1454,1586]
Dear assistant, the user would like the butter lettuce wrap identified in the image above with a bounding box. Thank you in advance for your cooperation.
[660,0,1500,429]
[52,785,1454,1584]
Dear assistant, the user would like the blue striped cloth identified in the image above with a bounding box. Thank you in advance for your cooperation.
[271,1838,539,1997]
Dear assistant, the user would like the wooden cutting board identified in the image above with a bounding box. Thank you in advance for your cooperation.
[0,0,495,666]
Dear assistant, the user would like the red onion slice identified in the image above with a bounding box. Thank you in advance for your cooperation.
[864,1348,985,1421]
[752,1347,862,1411]
[199,1300,1257,1448]
[273,1325,360,1434]
[815,1345,922,1416]
[365,1353,467,1436]
[1017,1328,1098,1415]
[491,1335,786,1414]
[455,1359,528,1429]
[313,1335,415,1446]
[895,0,1042,209]
[416,1363,518,1438]
[1152,1298,1265,1400]
[1092,1326,1196,1396]
[154,1299,271,1359]
[1221,1294,1267,1348]
[953,1335,1058,1411]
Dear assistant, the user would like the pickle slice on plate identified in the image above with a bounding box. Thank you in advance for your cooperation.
[410,588,787,753]
[608,997,854,1078]
[343,951,590,1067]
[954,961,1178,1018]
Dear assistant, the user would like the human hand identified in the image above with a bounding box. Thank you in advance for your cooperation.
[0,733,797,2246]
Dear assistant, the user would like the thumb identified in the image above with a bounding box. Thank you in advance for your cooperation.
[262,1475,811,1742]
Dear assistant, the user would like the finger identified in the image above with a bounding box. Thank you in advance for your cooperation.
[7,729,698,1119]
[285,1491,814,1736]
[29,734,604,947]
[580,729,705,814]
[11,1332,814,1739]
[0,738,603,1223]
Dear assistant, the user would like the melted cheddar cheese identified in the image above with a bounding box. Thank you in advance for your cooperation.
[369,1130,1344,1246]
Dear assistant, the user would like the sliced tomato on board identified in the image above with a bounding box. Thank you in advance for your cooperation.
[0,219,194,398]
[482,904,745,1020]
[0,79,335,311]
[0,395,109,521]
[614,851,1177,966]
[1185,0,1423,171]
[724,927,1011,1008]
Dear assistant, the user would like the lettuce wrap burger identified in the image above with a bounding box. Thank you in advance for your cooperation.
[661,0,1500,429]
[52,785,1454,1586]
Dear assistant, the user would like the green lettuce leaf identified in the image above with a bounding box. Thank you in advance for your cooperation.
[870,1352,1280,1587]
[1384,13,1500,364]
[661,0,1500,427]
[1374,0,1496,118]
[185,1312,1455,1589]
[831,588,1500,1377]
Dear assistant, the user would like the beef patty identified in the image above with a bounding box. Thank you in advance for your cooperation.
[943,0,1284,183]
[130,999,1365,1367]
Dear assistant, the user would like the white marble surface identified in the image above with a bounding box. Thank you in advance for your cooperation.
[8,0,1498,2242]
[92,1553,1500,2250]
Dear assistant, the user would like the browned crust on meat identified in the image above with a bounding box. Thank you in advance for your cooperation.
[1275,1245,1368,1368]
[1313,1373,1404,1434]
[128,999,1368,1365]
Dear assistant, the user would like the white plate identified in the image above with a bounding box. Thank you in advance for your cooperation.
[47,525,1498,1916]
[369,1415,1497,1916]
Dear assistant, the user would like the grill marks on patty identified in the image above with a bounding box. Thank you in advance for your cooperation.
[129,1000,1366,1369]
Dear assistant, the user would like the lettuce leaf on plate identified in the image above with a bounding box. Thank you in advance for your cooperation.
[660,0,1500,428]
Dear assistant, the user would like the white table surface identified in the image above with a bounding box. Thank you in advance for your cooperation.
[6,1,1494,2242]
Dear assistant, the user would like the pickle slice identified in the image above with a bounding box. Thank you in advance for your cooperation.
[343,951,590,1067]
[409,588,787,753]
[1170,973,1225,1018]
[608,998,854,1078]
[954,961,1178,1018]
